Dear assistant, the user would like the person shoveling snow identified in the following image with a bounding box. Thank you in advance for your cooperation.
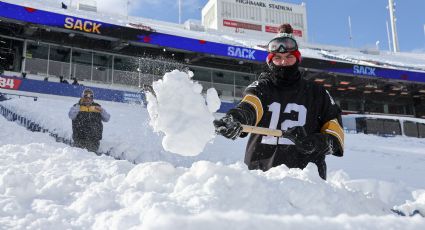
[213,24,344,180]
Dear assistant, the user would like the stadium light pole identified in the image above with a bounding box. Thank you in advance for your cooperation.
[423,24,425,49]
[126,1,130,20]
[388,0,399,52]
[386,21,392,52]
[348,16,353,47]
[178,0,182,24]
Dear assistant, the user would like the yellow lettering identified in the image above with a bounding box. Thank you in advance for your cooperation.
[64,17,74,29]
[92,23,101,34]
[73,19,83,31]
[83,21,92,32]
[65,17,101,34]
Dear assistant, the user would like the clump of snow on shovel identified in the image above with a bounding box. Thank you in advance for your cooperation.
[146,70,221,156]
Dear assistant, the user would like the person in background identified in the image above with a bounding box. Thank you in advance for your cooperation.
[213,24,344,180]
[71,78,79,85]
[0,93,7,101]
[59,76,69,84]
[68,88,110,152]
[0,58,4,75]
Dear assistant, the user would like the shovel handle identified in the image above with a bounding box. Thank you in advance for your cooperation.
[241,125,283,137]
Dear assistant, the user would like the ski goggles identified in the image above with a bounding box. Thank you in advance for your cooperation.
[267,37,298,53]
[83,93,93,99]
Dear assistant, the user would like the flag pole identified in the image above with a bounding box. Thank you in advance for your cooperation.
[348,16,353,47]
[386,21,392,52]
[126,1,130,20]
[388,0,399,52]
[178,0,182,24]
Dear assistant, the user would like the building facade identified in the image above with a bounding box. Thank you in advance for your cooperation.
[202,0,308,41]
[1,1,425,118]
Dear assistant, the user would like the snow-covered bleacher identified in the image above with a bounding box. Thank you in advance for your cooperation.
[343,114,425,138]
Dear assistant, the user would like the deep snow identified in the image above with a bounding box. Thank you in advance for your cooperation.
[1,92,425,229]
[1,0,425,228]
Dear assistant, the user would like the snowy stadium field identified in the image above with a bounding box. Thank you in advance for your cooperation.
[1,94,425,229]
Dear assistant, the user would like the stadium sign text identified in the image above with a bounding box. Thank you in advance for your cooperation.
[227,46,256,60]
[0,77,22,90]
[64,17,102,34]
[235,0,293,11]
[353,65,376,76]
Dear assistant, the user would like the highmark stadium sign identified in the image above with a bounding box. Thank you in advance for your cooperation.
[235,0,293,11]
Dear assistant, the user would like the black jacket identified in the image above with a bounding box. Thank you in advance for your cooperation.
[228,70,344,171]
[72,102,103,141]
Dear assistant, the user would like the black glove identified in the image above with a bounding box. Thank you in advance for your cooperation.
[283,127,331,156]
[297,134,329,155]
[213,115,243,140]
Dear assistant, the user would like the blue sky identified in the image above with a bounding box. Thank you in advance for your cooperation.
[122,0,425,52]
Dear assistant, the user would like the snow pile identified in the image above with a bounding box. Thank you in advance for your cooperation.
[206,88,221,113]
[0,96,245,166]
[2,95,425,228]
[326,133,425,189]
[0,97,73,139]
[393,190,425,217]
[146,70,220,156]
[1,117,425,229]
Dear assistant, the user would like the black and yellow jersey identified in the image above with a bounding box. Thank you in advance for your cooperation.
[229,71,344,171]
[71,101,104,141]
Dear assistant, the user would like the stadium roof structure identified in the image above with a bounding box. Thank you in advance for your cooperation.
[1,0,425,84]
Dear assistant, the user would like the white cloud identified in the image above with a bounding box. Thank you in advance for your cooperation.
[96,0,135,16]
[71,0,203,19]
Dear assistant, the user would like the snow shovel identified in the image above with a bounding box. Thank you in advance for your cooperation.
[142,84,284,138]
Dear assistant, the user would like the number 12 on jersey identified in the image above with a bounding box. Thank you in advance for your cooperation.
[261,102,307,145]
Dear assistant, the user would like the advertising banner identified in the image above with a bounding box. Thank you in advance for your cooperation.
[0,75,145,103]
[0,1,152,40]
[223,20,262,31]
[265,26,303,37]
[325,66,425,83]
[0,76,22,90]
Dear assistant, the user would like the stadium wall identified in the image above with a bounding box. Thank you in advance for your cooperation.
[0,75,144,104]
[1,1,425,83]
[0,75,237,112]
